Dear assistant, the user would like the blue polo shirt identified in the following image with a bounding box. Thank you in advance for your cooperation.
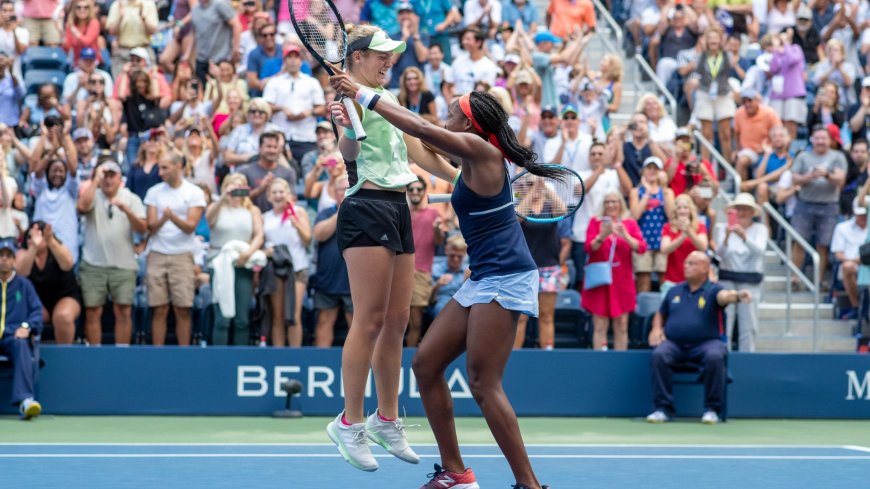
[659,281,724,345]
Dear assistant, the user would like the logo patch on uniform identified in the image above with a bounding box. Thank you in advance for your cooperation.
[380,234,389,241]
[672,295,681,304]
[698,297,706,309]
[15,291,21,303]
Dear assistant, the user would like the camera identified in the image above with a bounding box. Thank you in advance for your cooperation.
[230,188,250,197]
[44,116,62,129]
[627,122,638,131]
[190,81,200,90]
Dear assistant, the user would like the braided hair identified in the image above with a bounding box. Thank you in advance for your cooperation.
[466,91,562,180]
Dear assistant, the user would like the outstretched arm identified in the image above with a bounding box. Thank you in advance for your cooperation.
[327,65,500,168]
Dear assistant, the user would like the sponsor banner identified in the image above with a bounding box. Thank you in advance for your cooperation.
[1,348,868,417]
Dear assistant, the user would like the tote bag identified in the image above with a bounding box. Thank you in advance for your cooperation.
[584,239,617,289]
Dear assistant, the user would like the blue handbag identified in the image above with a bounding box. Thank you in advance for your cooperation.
[584,239,616,290]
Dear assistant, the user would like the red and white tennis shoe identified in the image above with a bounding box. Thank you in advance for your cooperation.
[419,463,480,489]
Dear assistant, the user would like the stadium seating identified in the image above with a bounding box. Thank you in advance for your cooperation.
[553,289,590,348]
[23,69,66,95]
[633,291,662,349]
[21,46,69,74]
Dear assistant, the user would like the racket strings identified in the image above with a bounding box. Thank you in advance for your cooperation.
[513,171,585,221]
[291,0,345,62]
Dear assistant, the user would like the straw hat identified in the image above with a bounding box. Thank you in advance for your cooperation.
[727,193,762,216]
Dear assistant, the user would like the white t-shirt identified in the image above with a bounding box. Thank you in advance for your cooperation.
[451,54,500,94]
[263,72,325,143]
[62,69,113,104]
[831,218,866,261]
[0,27,29,79]
[559,133,593,175]
[144,180,207,255]
[169,99,214,124]
[463,0,502,30]
[263,207,310,272]
[0,176,21,238]
[571,168,621,242]
[775,170,797,217]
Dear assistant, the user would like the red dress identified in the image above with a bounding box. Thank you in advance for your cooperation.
[581,217,647,318]
[63,19,102,64]
[661,221,707,283]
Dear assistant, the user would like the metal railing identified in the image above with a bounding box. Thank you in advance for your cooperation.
[633,54,677,120]
[590,0,623,55]
[763,203,821,352]
[693,130,820,351]
[692,130,742,195]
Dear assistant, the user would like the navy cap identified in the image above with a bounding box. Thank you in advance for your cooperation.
[541,104,558,116]
[0,237,18,254]
[80,47,97,60]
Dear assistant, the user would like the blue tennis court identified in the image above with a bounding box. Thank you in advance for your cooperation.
[4,443,869,488]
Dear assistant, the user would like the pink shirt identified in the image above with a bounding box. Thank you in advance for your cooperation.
[411,207,440,273]
[22,0,60,19]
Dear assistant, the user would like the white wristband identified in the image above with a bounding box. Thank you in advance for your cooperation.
[354,87,379,110]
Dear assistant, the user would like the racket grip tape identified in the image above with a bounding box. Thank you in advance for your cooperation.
[342,97,367,141]
[428,194,451,203]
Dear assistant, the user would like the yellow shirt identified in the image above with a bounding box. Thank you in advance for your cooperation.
[107,0,159,49]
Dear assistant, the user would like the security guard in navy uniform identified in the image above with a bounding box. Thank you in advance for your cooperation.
[0,237,45,419]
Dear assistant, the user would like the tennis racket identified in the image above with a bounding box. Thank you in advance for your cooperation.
[429,164,586,223]
[289,0,366,140]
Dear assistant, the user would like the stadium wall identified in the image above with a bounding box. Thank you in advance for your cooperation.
[3,348,870,418]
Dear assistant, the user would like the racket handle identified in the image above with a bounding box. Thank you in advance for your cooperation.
[428,194,451,204]
[342,97,367,141]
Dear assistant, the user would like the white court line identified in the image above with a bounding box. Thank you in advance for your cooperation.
[0,442,850,448]
[844,445,870,453]
[1,454,869,460]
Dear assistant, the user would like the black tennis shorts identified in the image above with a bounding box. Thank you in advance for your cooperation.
[337,188,415,254]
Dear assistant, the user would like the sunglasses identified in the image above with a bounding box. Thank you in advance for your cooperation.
[407,187,425,193]
[541,114,557,119]
[562,115,578,120]
[260,32,276,38]
[89,79,104,84]
[248,109,266,115]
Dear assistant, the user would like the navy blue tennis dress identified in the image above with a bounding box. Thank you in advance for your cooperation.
[450,171,539,317]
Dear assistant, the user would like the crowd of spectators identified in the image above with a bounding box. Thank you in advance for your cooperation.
[0,0,868,354]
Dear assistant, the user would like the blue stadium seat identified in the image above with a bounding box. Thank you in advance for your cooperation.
[631,291,662,348]
[553,289,589,348]
[21,46,69,73]
[23,69,65,95]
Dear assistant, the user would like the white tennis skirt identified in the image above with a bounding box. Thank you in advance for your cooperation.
[452,269,540,317]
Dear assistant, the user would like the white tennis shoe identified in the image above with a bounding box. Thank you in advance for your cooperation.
[327,412,379,472]
[365,412,420,464]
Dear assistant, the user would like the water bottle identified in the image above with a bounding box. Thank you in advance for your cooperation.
[600,342,609,351]
[259,335,267,347]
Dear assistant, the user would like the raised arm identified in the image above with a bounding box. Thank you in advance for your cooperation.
[328,67,500,169]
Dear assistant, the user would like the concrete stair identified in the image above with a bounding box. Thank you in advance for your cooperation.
[755,251,856,352]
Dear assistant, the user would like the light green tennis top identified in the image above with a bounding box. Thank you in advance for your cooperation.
[345,87,418,196]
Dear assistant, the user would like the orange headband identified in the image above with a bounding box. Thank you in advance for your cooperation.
[458,93,510,162]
